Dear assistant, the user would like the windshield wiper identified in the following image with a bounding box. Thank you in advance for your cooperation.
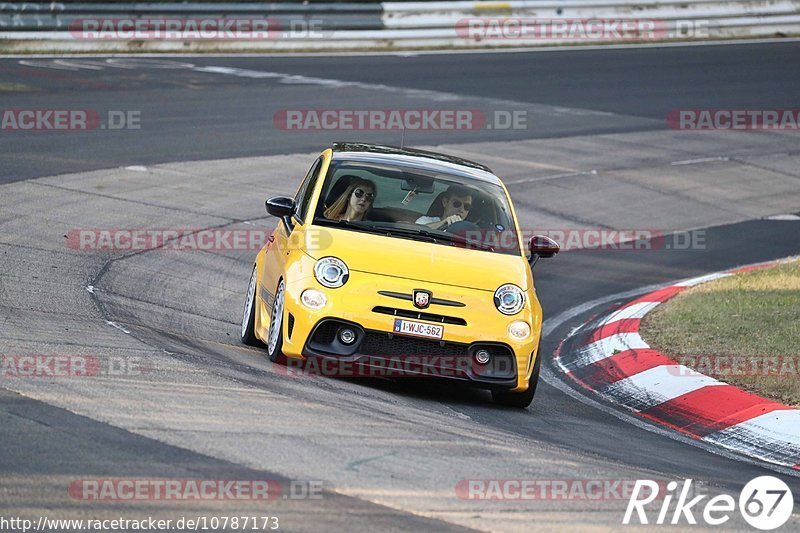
[436,232,496,252]
[315,218,368,231]
[372,223,496,251]
[367,223,441,243]
[315,219,439,242]
[315,219,495,251]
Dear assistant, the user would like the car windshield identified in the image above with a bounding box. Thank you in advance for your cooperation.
[312,158,521,256]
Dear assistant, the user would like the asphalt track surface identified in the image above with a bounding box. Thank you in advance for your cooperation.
[1,40,799,182]
[1,42,800,531]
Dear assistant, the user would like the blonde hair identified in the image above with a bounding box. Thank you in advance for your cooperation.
[323,178,376,220]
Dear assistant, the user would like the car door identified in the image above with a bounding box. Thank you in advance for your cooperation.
[260,155,324,305]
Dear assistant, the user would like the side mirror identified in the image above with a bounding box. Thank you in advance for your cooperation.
[265,196,296,228]
[529,235,559,267]
[266,196,295,218]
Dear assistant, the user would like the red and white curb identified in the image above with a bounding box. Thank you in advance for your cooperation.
[555,258,800,470]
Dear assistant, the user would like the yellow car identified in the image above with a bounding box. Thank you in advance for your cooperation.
[241,143,558,407]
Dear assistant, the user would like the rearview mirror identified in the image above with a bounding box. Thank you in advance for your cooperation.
[401,176,435,193]
[529,235,559,267]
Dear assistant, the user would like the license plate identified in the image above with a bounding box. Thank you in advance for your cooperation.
[393,319,444,340]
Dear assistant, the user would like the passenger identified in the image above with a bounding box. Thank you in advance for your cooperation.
[323,178,376,222]
[415,185,473,230]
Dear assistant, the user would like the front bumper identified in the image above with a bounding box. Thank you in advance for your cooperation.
[268,267,542,391]
[298,317,520,389]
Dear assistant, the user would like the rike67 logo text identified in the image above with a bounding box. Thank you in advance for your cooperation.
[624,477,794,530]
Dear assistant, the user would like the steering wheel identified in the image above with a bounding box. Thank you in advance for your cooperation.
[444,220,481,234]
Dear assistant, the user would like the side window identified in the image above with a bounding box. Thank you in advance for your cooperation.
[294,157,323,224]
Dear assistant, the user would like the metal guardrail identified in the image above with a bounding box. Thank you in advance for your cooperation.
[379,0,800,45]
[383,0,800,28]
[0,1,798,51]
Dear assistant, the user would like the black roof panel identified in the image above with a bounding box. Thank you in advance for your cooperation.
[332,142,493,173]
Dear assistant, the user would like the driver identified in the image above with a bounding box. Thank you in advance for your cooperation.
[415,185,473,230]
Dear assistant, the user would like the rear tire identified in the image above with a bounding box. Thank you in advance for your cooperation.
[241,265,262,347]
[266,279,285,362]
[492,349,541,408]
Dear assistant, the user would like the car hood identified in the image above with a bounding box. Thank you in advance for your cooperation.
[301,225,531,291]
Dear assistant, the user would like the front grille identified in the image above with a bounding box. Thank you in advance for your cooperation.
[372,306,467,326]
[360,331,467,358]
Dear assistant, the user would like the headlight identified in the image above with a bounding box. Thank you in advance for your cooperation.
[494,284,525,315]
[314,257,349,288]
[301,289,327,309]
[508,320,531,340]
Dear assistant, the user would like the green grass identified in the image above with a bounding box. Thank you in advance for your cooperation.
[640,259,800,407]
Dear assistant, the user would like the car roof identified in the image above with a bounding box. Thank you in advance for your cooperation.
[331,142,502,186]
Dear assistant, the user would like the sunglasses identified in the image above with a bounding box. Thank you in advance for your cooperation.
[450,199,472,211]
[353,188,375,201]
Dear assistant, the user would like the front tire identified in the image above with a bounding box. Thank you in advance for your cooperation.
[266,279,285,362]
[492,349,541,408]
[241,265,262,347]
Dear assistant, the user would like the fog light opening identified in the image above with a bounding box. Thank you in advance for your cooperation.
[474,349,491,365]
[301,289,327,309]
[508,320,531,340]
[339,328,357,345]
